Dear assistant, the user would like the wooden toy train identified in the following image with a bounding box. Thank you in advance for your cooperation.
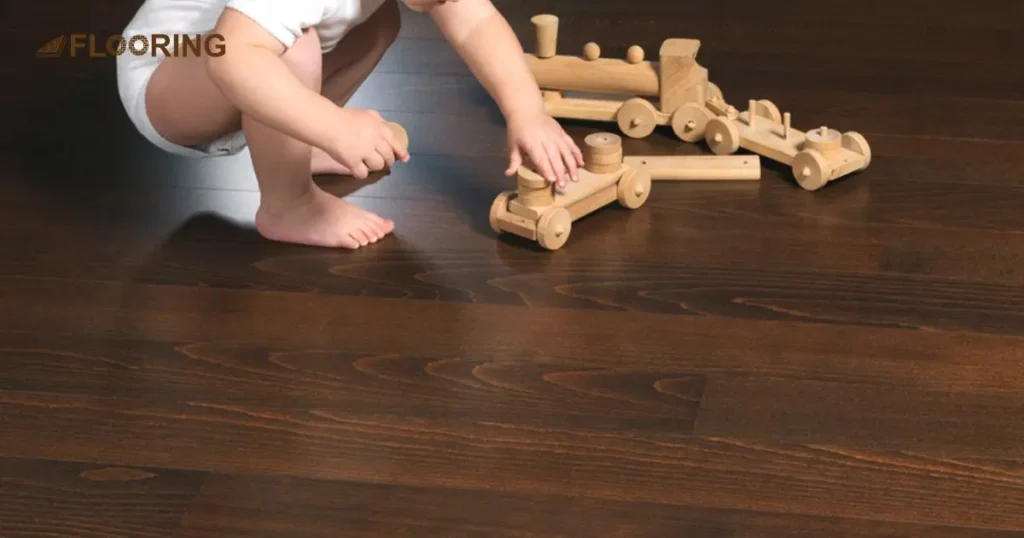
[490,132,651,250]
[524,14,724,143]
[702,99,871,191]
[522,14,872,191]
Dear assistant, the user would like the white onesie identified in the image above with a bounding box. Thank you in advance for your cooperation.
[116,0,388,158]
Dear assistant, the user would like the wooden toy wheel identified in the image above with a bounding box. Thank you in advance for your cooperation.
[536,207,572,250]
[617,168,652,209]
[792,149,832,191]
[707,82,724,103]
[670,103,714,142]
[753,99,783,124]
[616,98,658,138]
[489,191,513,234]
[842,131,872,169]
[704,117,741,155]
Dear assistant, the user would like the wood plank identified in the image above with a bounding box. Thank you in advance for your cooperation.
[0,457,204,537]
[0,327,1020,458]
[4,177,1024,338]
[500,12,1024,67]
[0,390,1021,530]
[0,278,1022,411]
[0,333,704,434]
[181,472,1024,538]
[694,374,1024,456]
[490,0,1024,30]
[7,225,1024,336]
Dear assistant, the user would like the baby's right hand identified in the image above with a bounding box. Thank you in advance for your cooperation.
[325,108,410,179]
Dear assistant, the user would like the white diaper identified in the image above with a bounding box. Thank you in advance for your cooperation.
[116,50,248,159]
[116,0,389,158]
[115,0,247,158]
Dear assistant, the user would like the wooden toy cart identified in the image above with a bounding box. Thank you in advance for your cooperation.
[524,14,724,143]
[489,132,651,250]
[702,98,872,191]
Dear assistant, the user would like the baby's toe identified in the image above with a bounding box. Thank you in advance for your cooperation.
[351,222,369,243]
[360,220,385,242]
[336,233,361,249]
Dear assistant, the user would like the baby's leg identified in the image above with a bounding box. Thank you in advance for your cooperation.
[145,28,393,248]
[246,30,394,247]
[311,0,403,175]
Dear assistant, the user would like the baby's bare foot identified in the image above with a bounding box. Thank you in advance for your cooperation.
[255,187,394,248]
[310,147,351,176]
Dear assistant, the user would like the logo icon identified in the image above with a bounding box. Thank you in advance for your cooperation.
[37,35,67,58]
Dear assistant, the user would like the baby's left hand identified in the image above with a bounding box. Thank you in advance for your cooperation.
[505,108,584,188]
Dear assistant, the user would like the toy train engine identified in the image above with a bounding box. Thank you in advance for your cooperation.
[524,14,724,142]
[489,132,652,250]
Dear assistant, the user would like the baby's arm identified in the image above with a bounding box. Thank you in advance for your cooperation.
[428,1,541,119]
[206,9,341,151]
[429,0,582,184]
[205,7,407,175]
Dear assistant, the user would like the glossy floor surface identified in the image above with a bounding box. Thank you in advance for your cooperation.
[1,0,1023,535]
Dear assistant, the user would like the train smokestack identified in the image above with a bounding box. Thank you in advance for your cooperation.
[531,14,559,58]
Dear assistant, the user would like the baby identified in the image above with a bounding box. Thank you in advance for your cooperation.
[117,0,583,249]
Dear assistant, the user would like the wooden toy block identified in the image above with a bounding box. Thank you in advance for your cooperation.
[387,121,409,153]
[623,155,761,181]
[702,98,871,191]
[489,133,652,250]
[524,14,724,142]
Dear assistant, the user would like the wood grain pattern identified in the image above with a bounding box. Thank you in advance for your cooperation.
[0,458,203,537]
[2,279,1023,406]
[181,474,1024,538]
[1,390,1022,530]
[1,0,1022,535]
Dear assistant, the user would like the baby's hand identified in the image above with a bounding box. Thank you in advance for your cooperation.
[325,108,409,179]
[505,108,584,188]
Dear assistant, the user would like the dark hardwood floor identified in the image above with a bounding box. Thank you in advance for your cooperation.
[2,0,1023,535]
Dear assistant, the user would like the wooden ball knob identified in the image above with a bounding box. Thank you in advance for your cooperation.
[625,45,644,63]
[582,42,600,60]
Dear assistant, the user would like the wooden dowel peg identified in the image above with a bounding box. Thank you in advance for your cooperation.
[531,14,559,58]
[623,155,762,181]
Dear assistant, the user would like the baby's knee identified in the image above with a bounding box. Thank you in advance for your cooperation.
[281,28,323,90]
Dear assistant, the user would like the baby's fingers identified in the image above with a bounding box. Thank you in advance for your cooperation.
[563,132,584,166]
[383,123,410,163]
[543,142,568,188]
[350,161,370,180]
[527,144,557,185]
[375,140,396,170]
[506,146,523,176]
[557,137,579,182]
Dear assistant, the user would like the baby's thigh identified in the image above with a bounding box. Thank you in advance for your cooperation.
[145,54,242,148]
